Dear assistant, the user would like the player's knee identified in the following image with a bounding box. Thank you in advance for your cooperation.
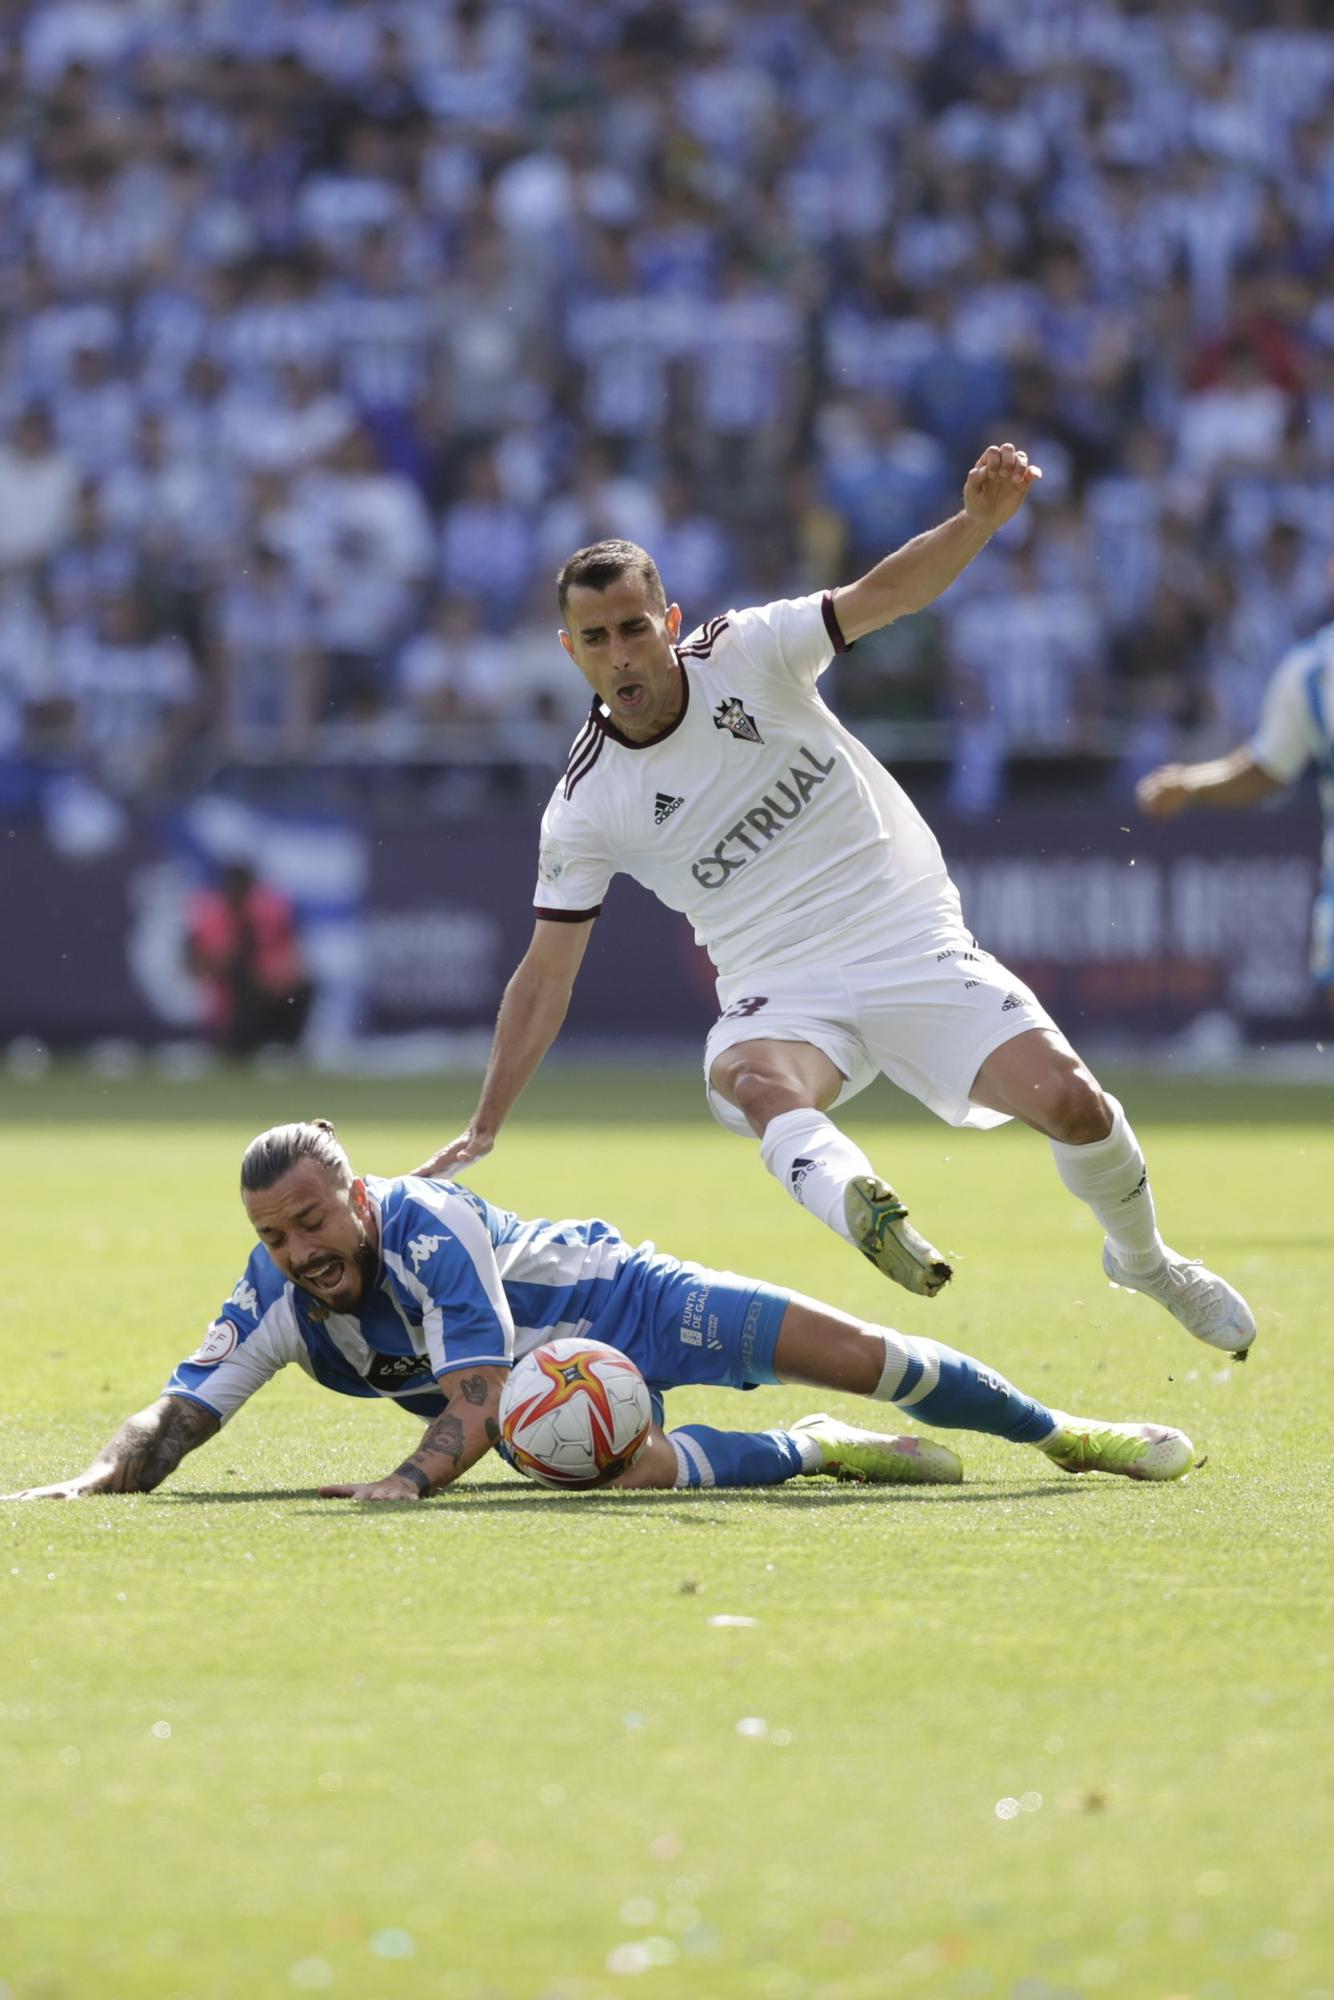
[1046,1069,1113,1144]
[712,1055,806,1128]
[609,1432,676,1490]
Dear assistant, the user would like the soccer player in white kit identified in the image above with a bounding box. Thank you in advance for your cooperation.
[423,445,1255,1358]
[1138,604,1334,1015]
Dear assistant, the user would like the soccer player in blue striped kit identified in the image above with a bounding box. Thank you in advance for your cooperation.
[5,1121,1195,1503]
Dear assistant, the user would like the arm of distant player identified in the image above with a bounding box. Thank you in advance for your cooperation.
[1136,748,1285,819]
[318,1366,507,1502]
[413,918,596,1177]
[833,441,1042,644]
[1,1394,220,1499]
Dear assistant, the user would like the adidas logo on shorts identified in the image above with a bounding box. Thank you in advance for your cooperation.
[1001,991,1024,1011]
[654,792,685,825]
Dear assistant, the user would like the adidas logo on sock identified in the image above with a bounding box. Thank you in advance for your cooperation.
[789,1156,816,1203]
[654,792,685,825]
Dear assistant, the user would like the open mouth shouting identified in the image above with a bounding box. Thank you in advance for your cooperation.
[611,679,646,713]
[298,1255,345,1294]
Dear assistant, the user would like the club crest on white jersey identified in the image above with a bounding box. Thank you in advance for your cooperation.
[713,696,763,744]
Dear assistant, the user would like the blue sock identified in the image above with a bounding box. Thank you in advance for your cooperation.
[876,1331,1055,1445]
[670,1425,806,1489]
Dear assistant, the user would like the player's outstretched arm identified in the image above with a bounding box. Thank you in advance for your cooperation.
[2,1394,220,1500]
[833,441,1041,644]
[1137,748,1284,819]
[414,918,596,1177]
[319,1366,507,1502]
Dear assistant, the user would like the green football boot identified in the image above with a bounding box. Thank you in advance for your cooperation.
[1040,1414,1194,1482]
[844,1175,953,1297]
[791,1413,963,1485]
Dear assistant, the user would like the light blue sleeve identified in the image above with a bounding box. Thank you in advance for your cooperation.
[382,1189,516,1380]
[163,1250,300,1422]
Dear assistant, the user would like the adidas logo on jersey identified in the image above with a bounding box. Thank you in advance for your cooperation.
[1001,991,1024,1011]
[654,792,685,825]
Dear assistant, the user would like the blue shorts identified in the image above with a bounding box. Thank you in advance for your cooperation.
[497,1258,790,1453]
[603,1255,789,1426]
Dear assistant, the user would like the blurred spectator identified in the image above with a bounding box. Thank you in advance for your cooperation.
[53,587,199,796]
[210,541,320,757]
[186,860,312,1057]
[396,595,507,727]
[439,448,533,626]
[0,409,79,566]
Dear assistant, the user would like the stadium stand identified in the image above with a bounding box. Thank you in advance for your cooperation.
[0,0,1330,821]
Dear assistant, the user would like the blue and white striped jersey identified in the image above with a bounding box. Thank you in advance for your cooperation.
[1251,619,1334,872]
[165,1176,645,1426]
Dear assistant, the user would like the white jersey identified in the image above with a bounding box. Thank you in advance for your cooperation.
[534,592,961,981]
[1250,619,1334,872]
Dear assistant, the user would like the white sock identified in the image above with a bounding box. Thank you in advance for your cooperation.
[1049,1097,1164,1271]
[792,1432,825,1475]
[758,1107,874,1243]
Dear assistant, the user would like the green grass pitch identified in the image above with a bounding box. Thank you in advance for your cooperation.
[2,1063,1331,2000]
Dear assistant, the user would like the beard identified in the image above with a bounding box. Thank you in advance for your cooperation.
[296,1235,380,1318]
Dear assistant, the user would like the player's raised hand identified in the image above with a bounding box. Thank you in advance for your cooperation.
[412,1127,495,1178]
[1136,766,1193,819]
[963,443,1041,530]
[318,1475,426,1502]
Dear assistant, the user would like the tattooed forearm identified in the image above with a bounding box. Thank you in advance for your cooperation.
[419,1412,466,1466]
[98,1397,219,1492]
[455,1373,489,1406]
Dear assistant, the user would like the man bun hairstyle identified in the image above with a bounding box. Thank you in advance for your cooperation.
[240,1118,352,1194]
[557,539,666,618]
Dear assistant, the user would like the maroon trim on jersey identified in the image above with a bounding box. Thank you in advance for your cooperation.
[591,658,691,751]
[678,614,729,660]
[822,590,853,654]
[563,712,606,798]
[534,905,602,923]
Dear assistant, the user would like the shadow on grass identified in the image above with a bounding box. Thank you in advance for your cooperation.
[165,1479,1092,1510]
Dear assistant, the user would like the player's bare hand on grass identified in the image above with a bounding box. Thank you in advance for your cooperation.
[2,1479,96,1501]
[318,1475,426,1502]
[963,443,1041,530]
[1136,766,1192,818]
[413,1128,494,1178]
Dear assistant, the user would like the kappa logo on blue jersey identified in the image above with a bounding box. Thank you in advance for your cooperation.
[407,1232,444,1272]
[230,1279,259,1318]
[713,696,763,745]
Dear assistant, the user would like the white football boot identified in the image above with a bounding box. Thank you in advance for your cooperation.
[1102,1242,1256,1359]
[792,1413,963,1485]
[1040,1414,1194,1483]
[844,1175,953,1297]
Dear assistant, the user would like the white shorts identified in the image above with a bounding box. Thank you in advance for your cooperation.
[702,933,1056,1137]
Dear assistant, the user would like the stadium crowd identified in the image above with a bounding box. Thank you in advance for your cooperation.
[0,0,1331,814]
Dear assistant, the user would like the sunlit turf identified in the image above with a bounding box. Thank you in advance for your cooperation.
[2,1063,1331,2000]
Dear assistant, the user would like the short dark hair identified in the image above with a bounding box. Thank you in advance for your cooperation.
[240,1119,352,1195]
[556,539,666,619]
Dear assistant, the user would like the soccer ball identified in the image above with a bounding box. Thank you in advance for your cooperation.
[499,1338,653,1489]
